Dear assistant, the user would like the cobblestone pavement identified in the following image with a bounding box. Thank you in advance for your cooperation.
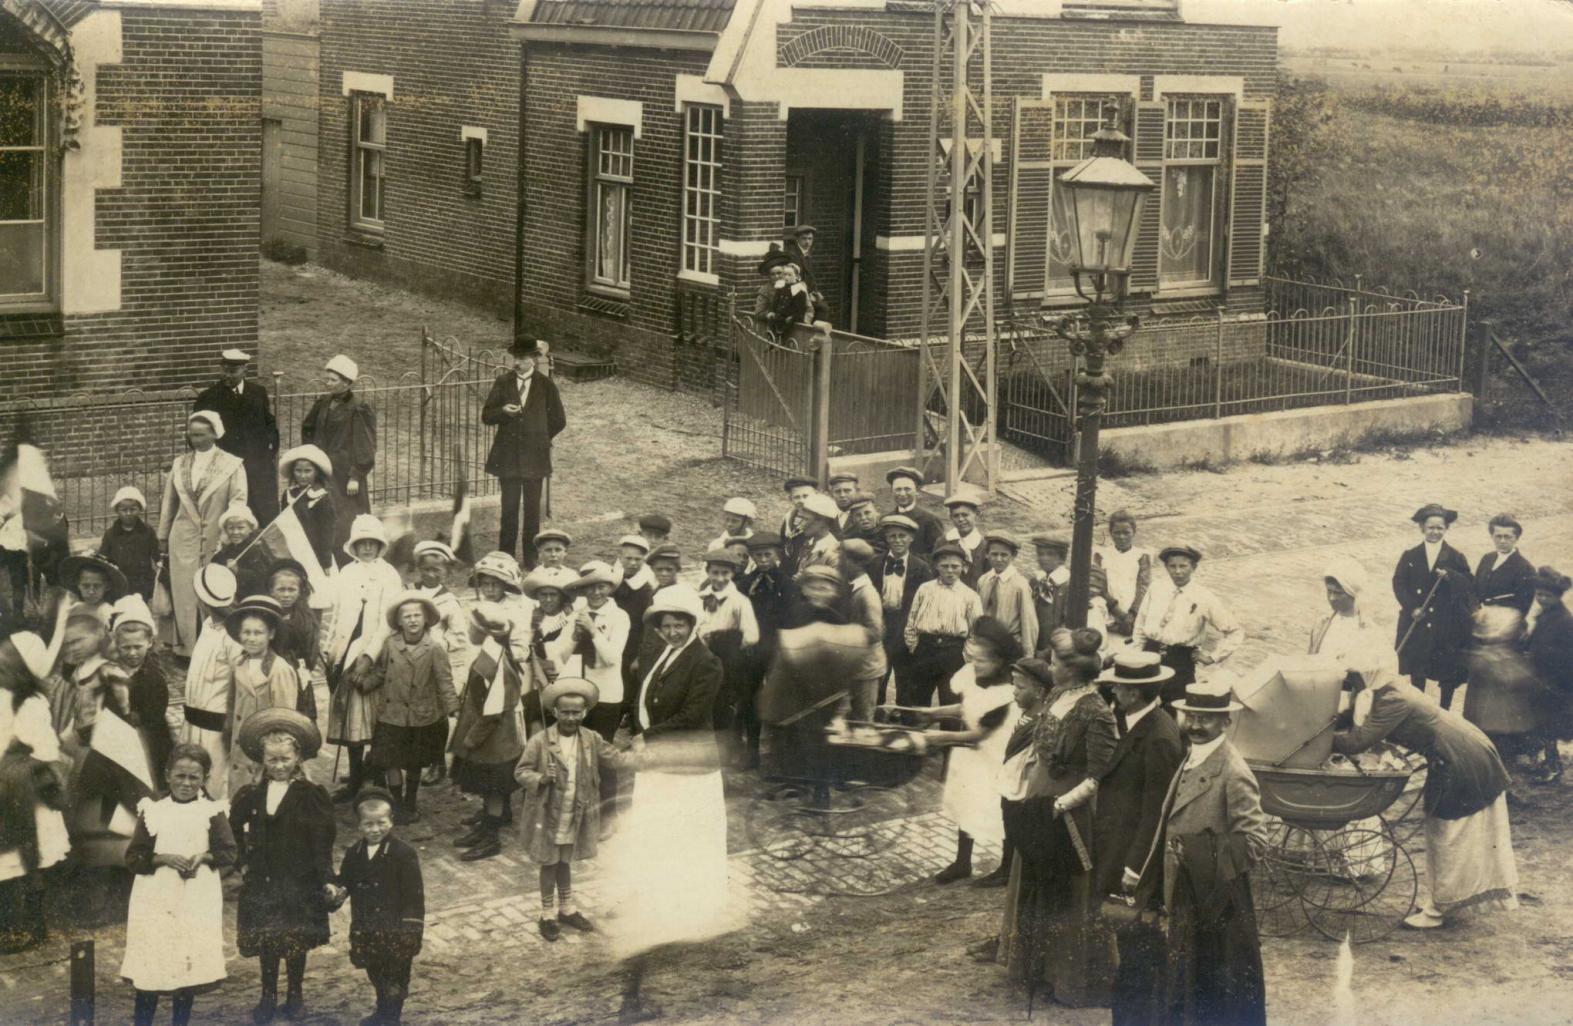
[4,438,1571,1024]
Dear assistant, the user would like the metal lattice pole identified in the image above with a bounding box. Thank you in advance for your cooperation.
[916,0,998,494]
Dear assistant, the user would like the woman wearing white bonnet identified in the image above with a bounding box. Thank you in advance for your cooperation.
[1332,640,1519,930]
[1309,556,1374,664]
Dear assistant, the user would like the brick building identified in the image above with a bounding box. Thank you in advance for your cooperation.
[309,0,1277,389]
[315,0,520,317]
[262,0,319,258]
[0,0,262,399]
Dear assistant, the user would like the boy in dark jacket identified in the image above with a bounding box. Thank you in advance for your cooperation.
[330,788,424,1026]
[100,487,159,601]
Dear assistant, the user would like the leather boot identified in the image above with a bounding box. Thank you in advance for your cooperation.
[251,990,277,1025]
[453,820,491,849]
[459,822,501,861]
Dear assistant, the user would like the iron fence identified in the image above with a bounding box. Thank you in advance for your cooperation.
[719,316,817,478]
[11,330,506,539]
[825,331,919,457]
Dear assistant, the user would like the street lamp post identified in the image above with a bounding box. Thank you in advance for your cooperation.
[1044,120,1155,629]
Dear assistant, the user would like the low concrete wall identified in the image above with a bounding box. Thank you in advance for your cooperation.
[828,444,1002,492]
[1101,393,1474,469]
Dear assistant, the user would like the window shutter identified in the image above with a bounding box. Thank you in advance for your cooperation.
[1008,97,1055,302]
[1128,100,1166,295]
[1226,100,1270,287]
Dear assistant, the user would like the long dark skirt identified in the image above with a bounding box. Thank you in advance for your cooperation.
[450,757,519,798]
[996,798,1114,1008]
[237,879,330,958]
[0,872,47,953]
[368,718,449,771]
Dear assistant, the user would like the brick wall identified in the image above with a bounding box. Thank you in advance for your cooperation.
[317,0,519,318]
[262,0,320,257]
[518,44,712,390]
[0,6,262,401]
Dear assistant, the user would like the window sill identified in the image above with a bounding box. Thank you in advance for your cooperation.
[463,184,483,199]
[343,231,385,250]
[577,293,630,320]
[1153,283,1222,301]
[676,270,720,288]
[0,311,64,341]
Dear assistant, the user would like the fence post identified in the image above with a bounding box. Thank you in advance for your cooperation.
[1213,309,1225,419]
[809,327,833,482]
[1344,295,1357,404]
[70,939,94,1026]
[1457,289,1470,391]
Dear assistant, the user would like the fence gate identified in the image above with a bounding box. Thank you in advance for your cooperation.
[721,317,823,479]
[997,319,1076,464]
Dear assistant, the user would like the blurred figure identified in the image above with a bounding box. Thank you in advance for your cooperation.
[1524,566,1572,783]
[1465,606,1547,798]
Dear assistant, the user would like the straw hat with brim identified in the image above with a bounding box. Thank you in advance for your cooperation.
[278,444,333,481]
[1171,680,1244,714]
[799,494,841,522]
[568,561,619,592]
[385,591,440,632]
[1012,657,1055,690]
[60,554,128,598]
[226,596,284,641]
[1098,650,1176,687]
[541,676,599,712]
[1411,503,1458,525]
[1158,545,1203,565]
[193,564,237,609]
[343,514,389,559]
[642,586,705,627]
[757,250,794,276]
[237,707,322,763]
[523,567,580,599]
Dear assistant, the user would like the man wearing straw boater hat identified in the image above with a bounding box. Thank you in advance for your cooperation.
[1092,652,1182,902]
[1116,677,1268,1026]
[482,339,567,571]
[194,348,280,524]
[1391,502,1474,710]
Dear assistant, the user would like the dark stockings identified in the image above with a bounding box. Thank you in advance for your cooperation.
[260,951,306,999]
[345,744,366,789]
[134,988,195,1026]
[539,861,574,919]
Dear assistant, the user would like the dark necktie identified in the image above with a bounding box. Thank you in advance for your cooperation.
[885,558,905,576]
[702,593,721,614]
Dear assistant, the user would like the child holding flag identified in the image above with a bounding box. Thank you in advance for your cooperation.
[449,603,527,862]
[277,445,339,574]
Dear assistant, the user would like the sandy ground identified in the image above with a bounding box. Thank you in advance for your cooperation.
[3,263,1572,1025]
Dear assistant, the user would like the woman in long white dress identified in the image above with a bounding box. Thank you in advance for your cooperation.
[121,742,236,1026]
[913,616,1026,887]
[600,586,742,1022]
[159,411,248,657]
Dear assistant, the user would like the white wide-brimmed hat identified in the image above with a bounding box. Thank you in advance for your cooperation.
[522,566,580,600]
[568,560,619,592]
[642,584,705,627]
[469,551,523,593]
[278,443,333,480]
[1171,679,1243,714]
[193,564,238,608]
[343,514,389,558]
[541,676,599,712]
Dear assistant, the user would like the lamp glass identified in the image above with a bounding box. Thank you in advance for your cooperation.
[1067,184,1146,274]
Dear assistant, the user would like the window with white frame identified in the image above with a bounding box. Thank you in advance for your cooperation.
[351,93,387,231]
[1159,96,1223,288]
[587,123,633,293]
[1047,95,1120,294]
[682,105,722,278]
[0,72,51,306]
[783,175,804,230]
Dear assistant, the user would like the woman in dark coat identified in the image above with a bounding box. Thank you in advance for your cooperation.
[1391,503,1474,709]
[1333,646,1517,929]
[995,628,1118,1009]
[1473,513,1536,615]
[300,356,376,562]
[230,710,335,1023]
[1525,566,1573,782]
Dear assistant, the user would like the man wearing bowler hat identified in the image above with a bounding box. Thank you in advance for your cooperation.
[482,340,567,570]
[1391,502,1474,709]
[194,349,280,524]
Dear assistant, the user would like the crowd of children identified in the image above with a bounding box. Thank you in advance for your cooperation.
[0,449,1196,1025]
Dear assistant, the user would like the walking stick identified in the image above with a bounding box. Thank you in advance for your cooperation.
[1396,573,1446,657]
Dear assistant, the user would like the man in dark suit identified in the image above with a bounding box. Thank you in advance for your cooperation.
[783,224,826,323]
[1093,652,1183,900]
[194,349,280,524]
[482,340,567,570]
[867,514,934,706]
[1474,513,1536,615]
[1392,502,1475,709]
[884,466,945,557]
